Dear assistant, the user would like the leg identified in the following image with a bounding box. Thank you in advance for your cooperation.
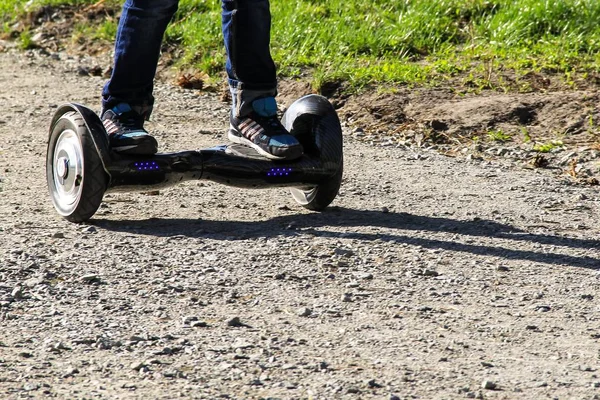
[223,0,303,161]
[222,0,277,117]
[102,0,179,118]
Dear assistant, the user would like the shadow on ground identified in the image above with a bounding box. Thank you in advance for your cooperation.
[94,208,600,269]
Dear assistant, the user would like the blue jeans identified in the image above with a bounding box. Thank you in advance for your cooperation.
[102,0,277,118]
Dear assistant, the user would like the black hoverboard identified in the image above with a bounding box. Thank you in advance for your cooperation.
[46,95,344,222]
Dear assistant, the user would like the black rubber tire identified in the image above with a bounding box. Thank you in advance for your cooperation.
[46,111,108,223]
[285,95,343,211]
[290,165,343,211]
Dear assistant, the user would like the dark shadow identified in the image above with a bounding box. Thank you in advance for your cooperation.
[93,208,600,269]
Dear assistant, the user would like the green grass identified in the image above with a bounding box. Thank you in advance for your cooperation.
[3,0,600,91]
[487,129,512,143]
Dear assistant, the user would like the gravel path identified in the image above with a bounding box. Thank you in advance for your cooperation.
[1,49,600,400]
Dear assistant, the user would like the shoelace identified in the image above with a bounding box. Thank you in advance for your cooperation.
[257,114,285,134]
[112,111,144,133]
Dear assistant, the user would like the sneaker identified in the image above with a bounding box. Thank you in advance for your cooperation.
[101,103,158,155]
[228,97,303,161]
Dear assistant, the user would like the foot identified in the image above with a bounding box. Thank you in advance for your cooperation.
[101,103,158,155]
[228,97,303,161]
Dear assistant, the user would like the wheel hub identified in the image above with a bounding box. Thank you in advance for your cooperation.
[56,156,69,181]
[49,129,84,215]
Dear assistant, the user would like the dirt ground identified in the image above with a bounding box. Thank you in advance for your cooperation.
[2,43,600,400]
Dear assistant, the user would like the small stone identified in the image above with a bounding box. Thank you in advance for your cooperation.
[182,316,198,325]
[130,361,146,371]
[163,369,181,378]
[128,335,145,343]
[297,307,312,317]
[341,293,353,302]
[354,272,374,280]
[81,274,100,284]
[191,321,208,328]
[63,367,79,377]
[381,206,390,213]
[334,248,354,257]
[51,232,65,239]
[227,317,250,328]
[353,127,365,137]
[81,226,97,234]
[430,119,449,131]
[525,325,538,331]
[423,269,439,277]
[23,383,40,391]
[315,361,329,371]
[367,379,383,388]
[11,286,23,300]
[497,265,510,272]
[481,380,497,390]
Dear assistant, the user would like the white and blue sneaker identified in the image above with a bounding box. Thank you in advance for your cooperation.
[228,97,303,161]
[101,103,158,155]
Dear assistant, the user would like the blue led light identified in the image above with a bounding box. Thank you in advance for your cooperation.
[134,161,160,171]
[267,167,292,177]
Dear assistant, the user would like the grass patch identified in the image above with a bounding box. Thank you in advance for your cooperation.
[487,129,512,143]
[3,0,600,92]
[533,140,565,153]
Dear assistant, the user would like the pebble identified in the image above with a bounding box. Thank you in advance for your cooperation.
[297,307,312,317]
[81,274,101,284]
[82,226,97,234]
[341,293,353,302]
[23,383,40,391]
[11,286,23,300]
[497,265,510,272]
[481,380,497,390]
[367,379,383,388]
[354,272,374,280]
[227,317,249,328]
[63,367,79,378]
[525,325,538,331]
[334,248,354,257]
[51,232,65,239]
[353,127,365,137]
[130,361,146,371]
[182,316,198,325]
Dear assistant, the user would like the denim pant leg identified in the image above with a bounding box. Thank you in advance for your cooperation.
[102,0,179,117]
[222,0,278,117]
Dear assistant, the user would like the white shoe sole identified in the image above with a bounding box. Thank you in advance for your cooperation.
[227,128,285,160]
